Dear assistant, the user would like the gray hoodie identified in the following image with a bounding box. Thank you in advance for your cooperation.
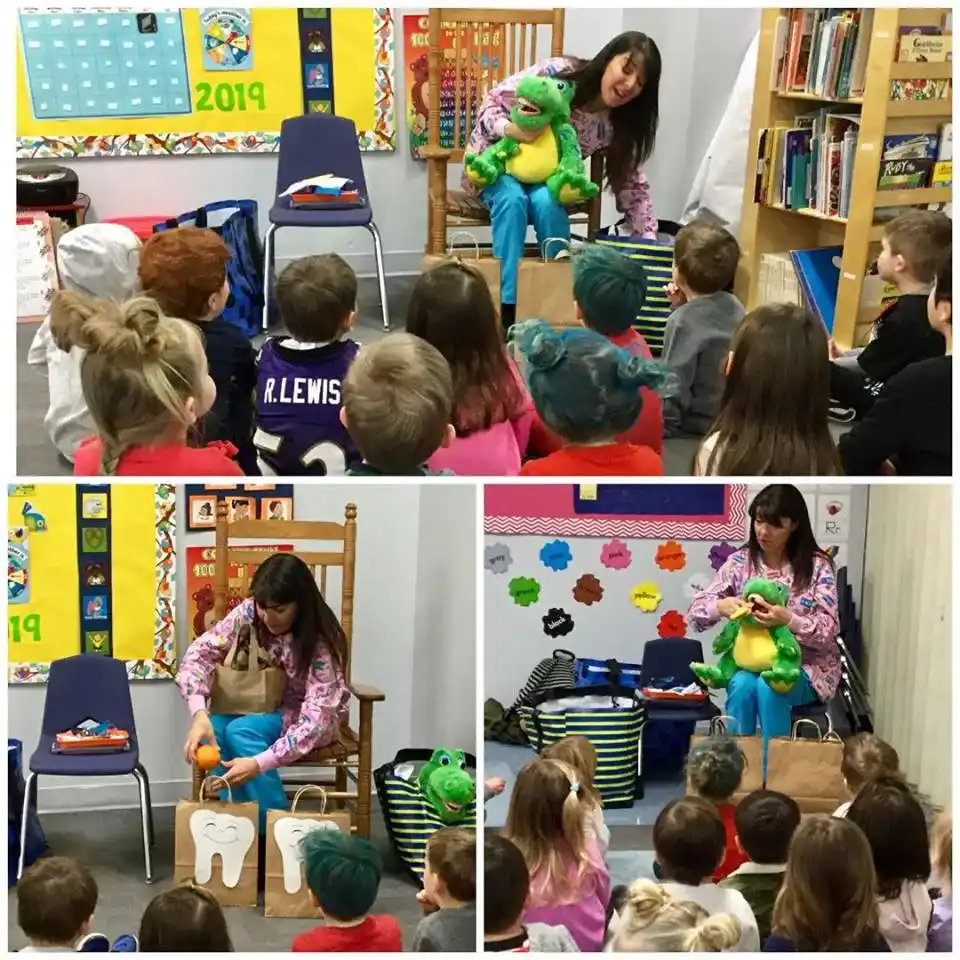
[486,923,580,952]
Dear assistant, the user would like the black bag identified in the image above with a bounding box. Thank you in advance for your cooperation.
[8,739,46,886]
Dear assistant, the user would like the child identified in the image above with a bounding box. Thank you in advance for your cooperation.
[292,828,402,952]
[406,260,533,475]
[139,227,257,473]
[695,303,841,476]
[647,796,760,950]
[16,856,98,951]
[503,757,610,951]
[28,223,141,463]
[528,244,664,457]
[412,827,477,951]
[766,814,889,951]
[830,210,950,421]
[685,735,748,881]
[928,813,952,952]
[50,294,242,476]
[510,319,669,476]
[660,220,744,438]
[834,733,901,818]
[342,333,456,476]
[839,246,952,476]
[847,777,932,952]
[608,879,741,952]
[719,789,801,944]
[254,254,362,475]
[138,882,233,952]
[484,835,579,951]
[542,735,609,855]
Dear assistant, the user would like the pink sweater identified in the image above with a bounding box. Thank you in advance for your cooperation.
[687,548,842,702]
[176,598,348,771]
[462,56,658,237]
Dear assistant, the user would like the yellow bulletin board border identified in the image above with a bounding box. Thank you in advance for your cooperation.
[15,7,396,159]
[8,484,176,684]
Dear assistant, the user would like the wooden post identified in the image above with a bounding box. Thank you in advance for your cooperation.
[341,503,357,686]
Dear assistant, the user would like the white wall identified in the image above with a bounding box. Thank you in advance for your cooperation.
[9,483,478,812]
[46,8,756,274]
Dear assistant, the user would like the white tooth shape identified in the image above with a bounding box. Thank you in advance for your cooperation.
[189,810,256,888]
[273,818,340,894]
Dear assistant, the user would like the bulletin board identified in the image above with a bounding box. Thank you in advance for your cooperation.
[8,484,176,683]
[185,483,295,530]
[15,7,396,158]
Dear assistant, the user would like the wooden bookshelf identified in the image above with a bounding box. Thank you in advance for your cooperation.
[736,7,953,348]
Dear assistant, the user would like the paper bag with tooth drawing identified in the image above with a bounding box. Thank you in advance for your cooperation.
[265,786,352,918]
[173,776,259,907]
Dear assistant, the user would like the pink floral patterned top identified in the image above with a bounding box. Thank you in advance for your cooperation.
[687,548,841,703]
[461,56,658,238]
[176,597,348,772]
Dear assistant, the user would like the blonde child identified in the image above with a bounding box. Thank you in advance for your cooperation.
[607,879,741,952]
[138,882,234,952]
[510,319,670,476]
[342,333,456,476]
[28,223,141,462]
[767,814,889,951]
[413,827,477,952]
[834,732,901,817]
[50,294,241,476]
[847,777,932,952]
[694,303,841,476]
[406,261,533,475]
[928,813,952,952]
[542,735,609,855]
[503,757,610,951]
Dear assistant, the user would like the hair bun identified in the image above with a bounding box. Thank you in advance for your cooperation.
[524,323,566,372]
[119,297,166,360]
[623,879,670,926]
[616,353,670,391]
[689,915,741,952]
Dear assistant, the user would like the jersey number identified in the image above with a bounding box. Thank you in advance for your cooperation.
[254,430,347,476]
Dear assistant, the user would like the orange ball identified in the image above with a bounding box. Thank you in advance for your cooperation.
[195,744,221,771]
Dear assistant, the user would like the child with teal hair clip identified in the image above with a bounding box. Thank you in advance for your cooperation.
[510,319,670,476]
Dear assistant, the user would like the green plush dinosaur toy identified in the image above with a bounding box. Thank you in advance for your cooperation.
[464,75,600,206]
[418,748,476,824]
[690,578,802,695]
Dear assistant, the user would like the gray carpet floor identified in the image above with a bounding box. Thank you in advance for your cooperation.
[8,803,426,952]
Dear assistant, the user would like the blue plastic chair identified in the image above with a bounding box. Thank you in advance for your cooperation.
[18,655,155,883]
[264,113,390,331]
[638,637,722,725]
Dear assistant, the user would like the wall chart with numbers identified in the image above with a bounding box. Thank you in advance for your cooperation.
[16,7,396,158]
[7,484,176,684]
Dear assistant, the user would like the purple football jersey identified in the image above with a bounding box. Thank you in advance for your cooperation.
[254,338,361,475]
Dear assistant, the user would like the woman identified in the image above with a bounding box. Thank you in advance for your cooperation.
[177,554,348,828]
[688,484,840,744]
[463,32,661,328]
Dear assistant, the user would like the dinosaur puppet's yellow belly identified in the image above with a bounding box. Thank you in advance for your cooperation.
[733,621,777,672]
[505,127,559,183]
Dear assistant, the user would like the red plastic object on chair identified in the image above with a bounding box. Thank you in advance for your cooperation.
[102,216,173,241]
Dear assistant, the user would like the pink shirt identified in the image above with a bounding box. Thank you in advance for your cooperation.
[462,57,658,238]
[176,598,348,771]
[687,548,841,702]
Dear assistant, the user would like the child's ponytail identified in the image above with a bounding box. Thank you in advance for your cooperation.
[685,914,741,952]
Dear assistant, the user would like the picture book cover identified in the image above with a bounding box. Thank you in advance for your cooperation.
[882,134,940,160]
[790,246,842,334]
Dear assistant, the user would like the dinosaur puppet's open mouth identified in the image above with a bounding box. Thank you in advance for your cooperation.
[442,800,464,814]
[515,97,542,118]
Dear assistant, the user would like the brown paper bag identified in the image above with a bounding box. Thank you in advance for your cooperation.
[264,786,352,918]
[516,238,578,329]
[421,231,501,304]
[210,623,285,716]
[688,715,764,803]
[173,776,259,907]
[765,721,845,814]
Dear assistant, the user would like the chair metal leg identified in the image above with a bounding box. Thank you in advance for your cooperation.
[262,223,279,332]
[132,768,154,883]
[366,221,391,331]
[137,763,156,847]
[18,772,37,881]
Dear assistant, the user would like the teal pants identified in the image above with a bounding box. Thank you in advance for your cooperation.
[208,711,286,832]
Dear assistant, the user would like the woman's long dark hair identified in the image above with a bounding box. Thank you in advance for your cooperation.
[558,32,661,196]
[250,553,347,679]
[745,484,832,591]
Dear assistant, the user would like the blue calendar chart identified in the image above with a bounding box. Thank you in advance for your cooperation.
[19,9,192,120]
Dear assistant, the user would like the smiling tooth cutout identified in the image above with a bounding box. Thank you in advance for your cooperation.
[189,810,256,888]
[273,818,340,894]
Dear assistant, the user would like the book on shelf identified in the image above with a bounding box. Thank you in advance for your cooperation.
[878,133,940,190]
[897,27,952,63]
[929,121,953,212]
[890,77,952,100]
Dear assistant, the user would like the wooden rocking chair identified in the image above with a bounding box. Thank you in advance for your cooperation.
[190,501,385,839]
[422,7,604,257]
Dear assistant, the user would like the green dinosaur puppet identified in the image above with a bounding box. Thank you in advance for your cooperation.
[690,578,802,695]
[464,75,599,206]
[418,748,476,824]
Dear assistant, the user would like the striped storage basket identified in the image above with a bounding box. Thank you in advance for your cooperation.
[374,749,477,883]
[510,649,577,710]
[595,223,676,357]
[519,687,645,809]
